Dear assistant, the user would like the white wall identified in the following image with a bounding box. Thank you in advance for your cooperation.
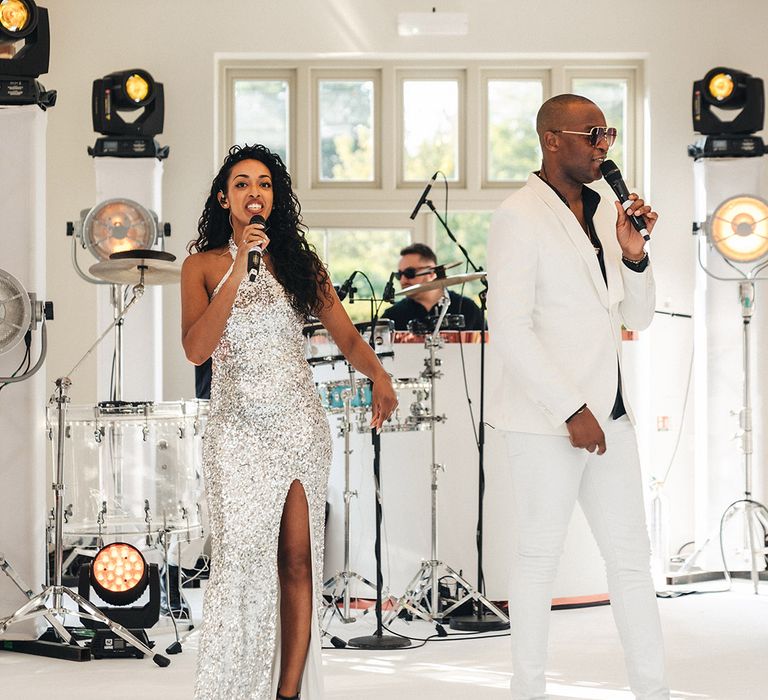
[40,0,768,559]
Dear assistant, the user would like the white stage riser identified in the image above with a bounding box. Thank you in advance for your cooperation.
[0,105,48,639]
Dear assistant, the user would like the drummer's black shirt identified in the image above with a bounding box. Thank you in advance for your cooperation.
[381,290,485,331]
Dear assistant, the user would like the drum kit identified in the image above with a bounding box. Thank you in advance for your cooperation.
[313,267,507,633]
[0,246,503,661]
[0,250,197,665]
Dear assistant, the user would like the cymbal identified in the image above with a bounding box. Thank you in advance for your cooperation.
[395,271,487,297]
[89,255,181,286]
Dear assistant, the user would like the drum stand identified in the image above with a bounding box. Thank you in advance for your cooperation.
[388,296,507,624]
[323,363,377,624]
[0,276,170,665]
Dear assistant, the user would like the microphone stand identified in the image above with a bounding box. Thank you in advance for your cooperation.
[423,198,509,632]
[348,274,410,649]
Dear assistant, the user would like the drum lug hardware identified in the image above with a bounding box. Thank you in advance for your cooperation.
[142,424,149,441]
[144,499,153,546]
[65,425,71,439]
[94,426,104,443]
[47,426,53,440]
[178,426,185,439]
[63,503,73,523]
[193,418,200,436]
[181,505,191,543]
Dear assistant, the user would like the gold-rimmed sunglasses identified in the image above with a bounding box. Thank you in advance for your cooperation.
[551,126,618,148]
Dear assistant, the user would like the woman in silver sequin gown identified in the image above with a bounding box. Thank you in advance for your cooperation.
[181,145,398,700]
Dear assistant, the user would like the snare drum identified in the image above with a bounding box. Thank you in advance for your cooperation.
[303,319,395,365]
[48,400,208,543]
[316,378,373,414]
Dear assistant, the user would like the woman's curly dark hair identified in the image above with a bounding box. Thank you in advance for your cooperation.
[189,144,330,318]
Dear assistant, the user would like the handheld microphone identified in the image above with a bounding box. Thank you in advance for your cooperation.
[336,271,357,302]
[247,214,266,275]
[599,160,650,241]
[409,171,438,220]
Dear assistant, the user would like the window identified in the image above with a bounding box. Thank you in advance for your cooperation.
[232,73,293,166]
[484,77,545,184]
[400,76,463,184]
[569,67,640,185]
[306,226,412,323]
[220,58,643,288]
[316,75,378,185]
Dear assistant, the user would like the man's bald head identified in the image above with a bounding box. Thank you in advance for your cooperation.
[536,94,596,141]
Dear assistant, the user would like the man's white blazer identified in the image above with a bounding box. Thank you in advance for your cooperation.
[486,173,655,436]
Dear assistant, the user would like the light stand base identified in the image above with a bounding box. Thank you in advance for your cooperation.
[0,637,91,662]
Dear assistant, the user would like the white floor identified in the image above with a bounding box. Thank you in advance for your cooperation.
[1,581,766,700]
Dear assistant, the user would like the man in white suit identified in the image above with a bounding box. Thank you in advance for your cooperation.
[487,94,669,700]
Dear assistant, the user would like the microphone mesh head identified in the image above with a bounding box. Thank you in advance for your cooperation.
[0,269,31,355]
[599,159,621,181]
[249,214,266,226]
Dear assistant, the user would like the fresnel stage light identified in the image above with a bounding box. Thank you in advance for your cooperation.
[708,195,768,264]
[0,0,55,108]
[89,68,168,158]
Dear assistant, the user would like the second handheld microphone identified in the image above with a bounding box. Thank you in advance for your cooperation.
[247,214,267,275]
[599,159,651,241]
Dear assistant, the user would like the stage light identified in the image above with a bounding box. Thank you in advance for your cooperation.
[78,544,161,659]
[708,195,768,264]
[90,68,168,158]
[90,543,149,606]
[693,66,764,138]
[0,0,55,108]
[79,198,159,262]
[0,0,33,34]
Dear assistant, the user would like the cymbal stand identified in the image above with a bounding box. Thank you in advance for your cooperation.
[388,293,508,624]
[0,273,170,665]
[423,197,507,630]
[323,363,377,625]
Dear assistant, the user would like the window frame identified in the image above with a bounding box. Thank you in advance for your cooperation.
[217,56,645,214]
[311,68,382,188]
[396,68,467,188]
[219,65,297,176]
[480,68,551,189]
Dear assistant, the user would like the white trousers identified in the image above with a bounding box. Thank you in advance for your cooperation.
[503,417,669,700]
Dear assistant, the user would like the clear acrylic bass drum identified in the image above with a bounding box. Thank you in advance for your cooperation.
[47,400,208,544]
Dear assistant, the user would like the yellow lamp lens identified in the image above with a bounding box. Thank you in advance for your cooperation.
[125,74,150,102]
[710,195,768,263]
[708,73,734,101]
[93,543,146,594]
[0,0,30,32]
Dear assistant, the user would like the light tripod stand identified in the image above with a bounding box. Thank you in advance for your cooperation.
[674,277,768,592]
[323,363,378,624]
[0,274,170,665]
[388,294,507,624]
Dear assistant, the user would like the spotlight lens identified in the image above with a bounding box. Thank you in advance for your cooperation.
[93,543,146,594]
[0,0,29,32]
[125,74,150,102]
[708,73,734,101]
[710,195,768,263]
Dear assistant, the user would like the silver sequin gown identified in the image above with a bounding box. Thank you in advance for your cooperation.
[195,244,332,699]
